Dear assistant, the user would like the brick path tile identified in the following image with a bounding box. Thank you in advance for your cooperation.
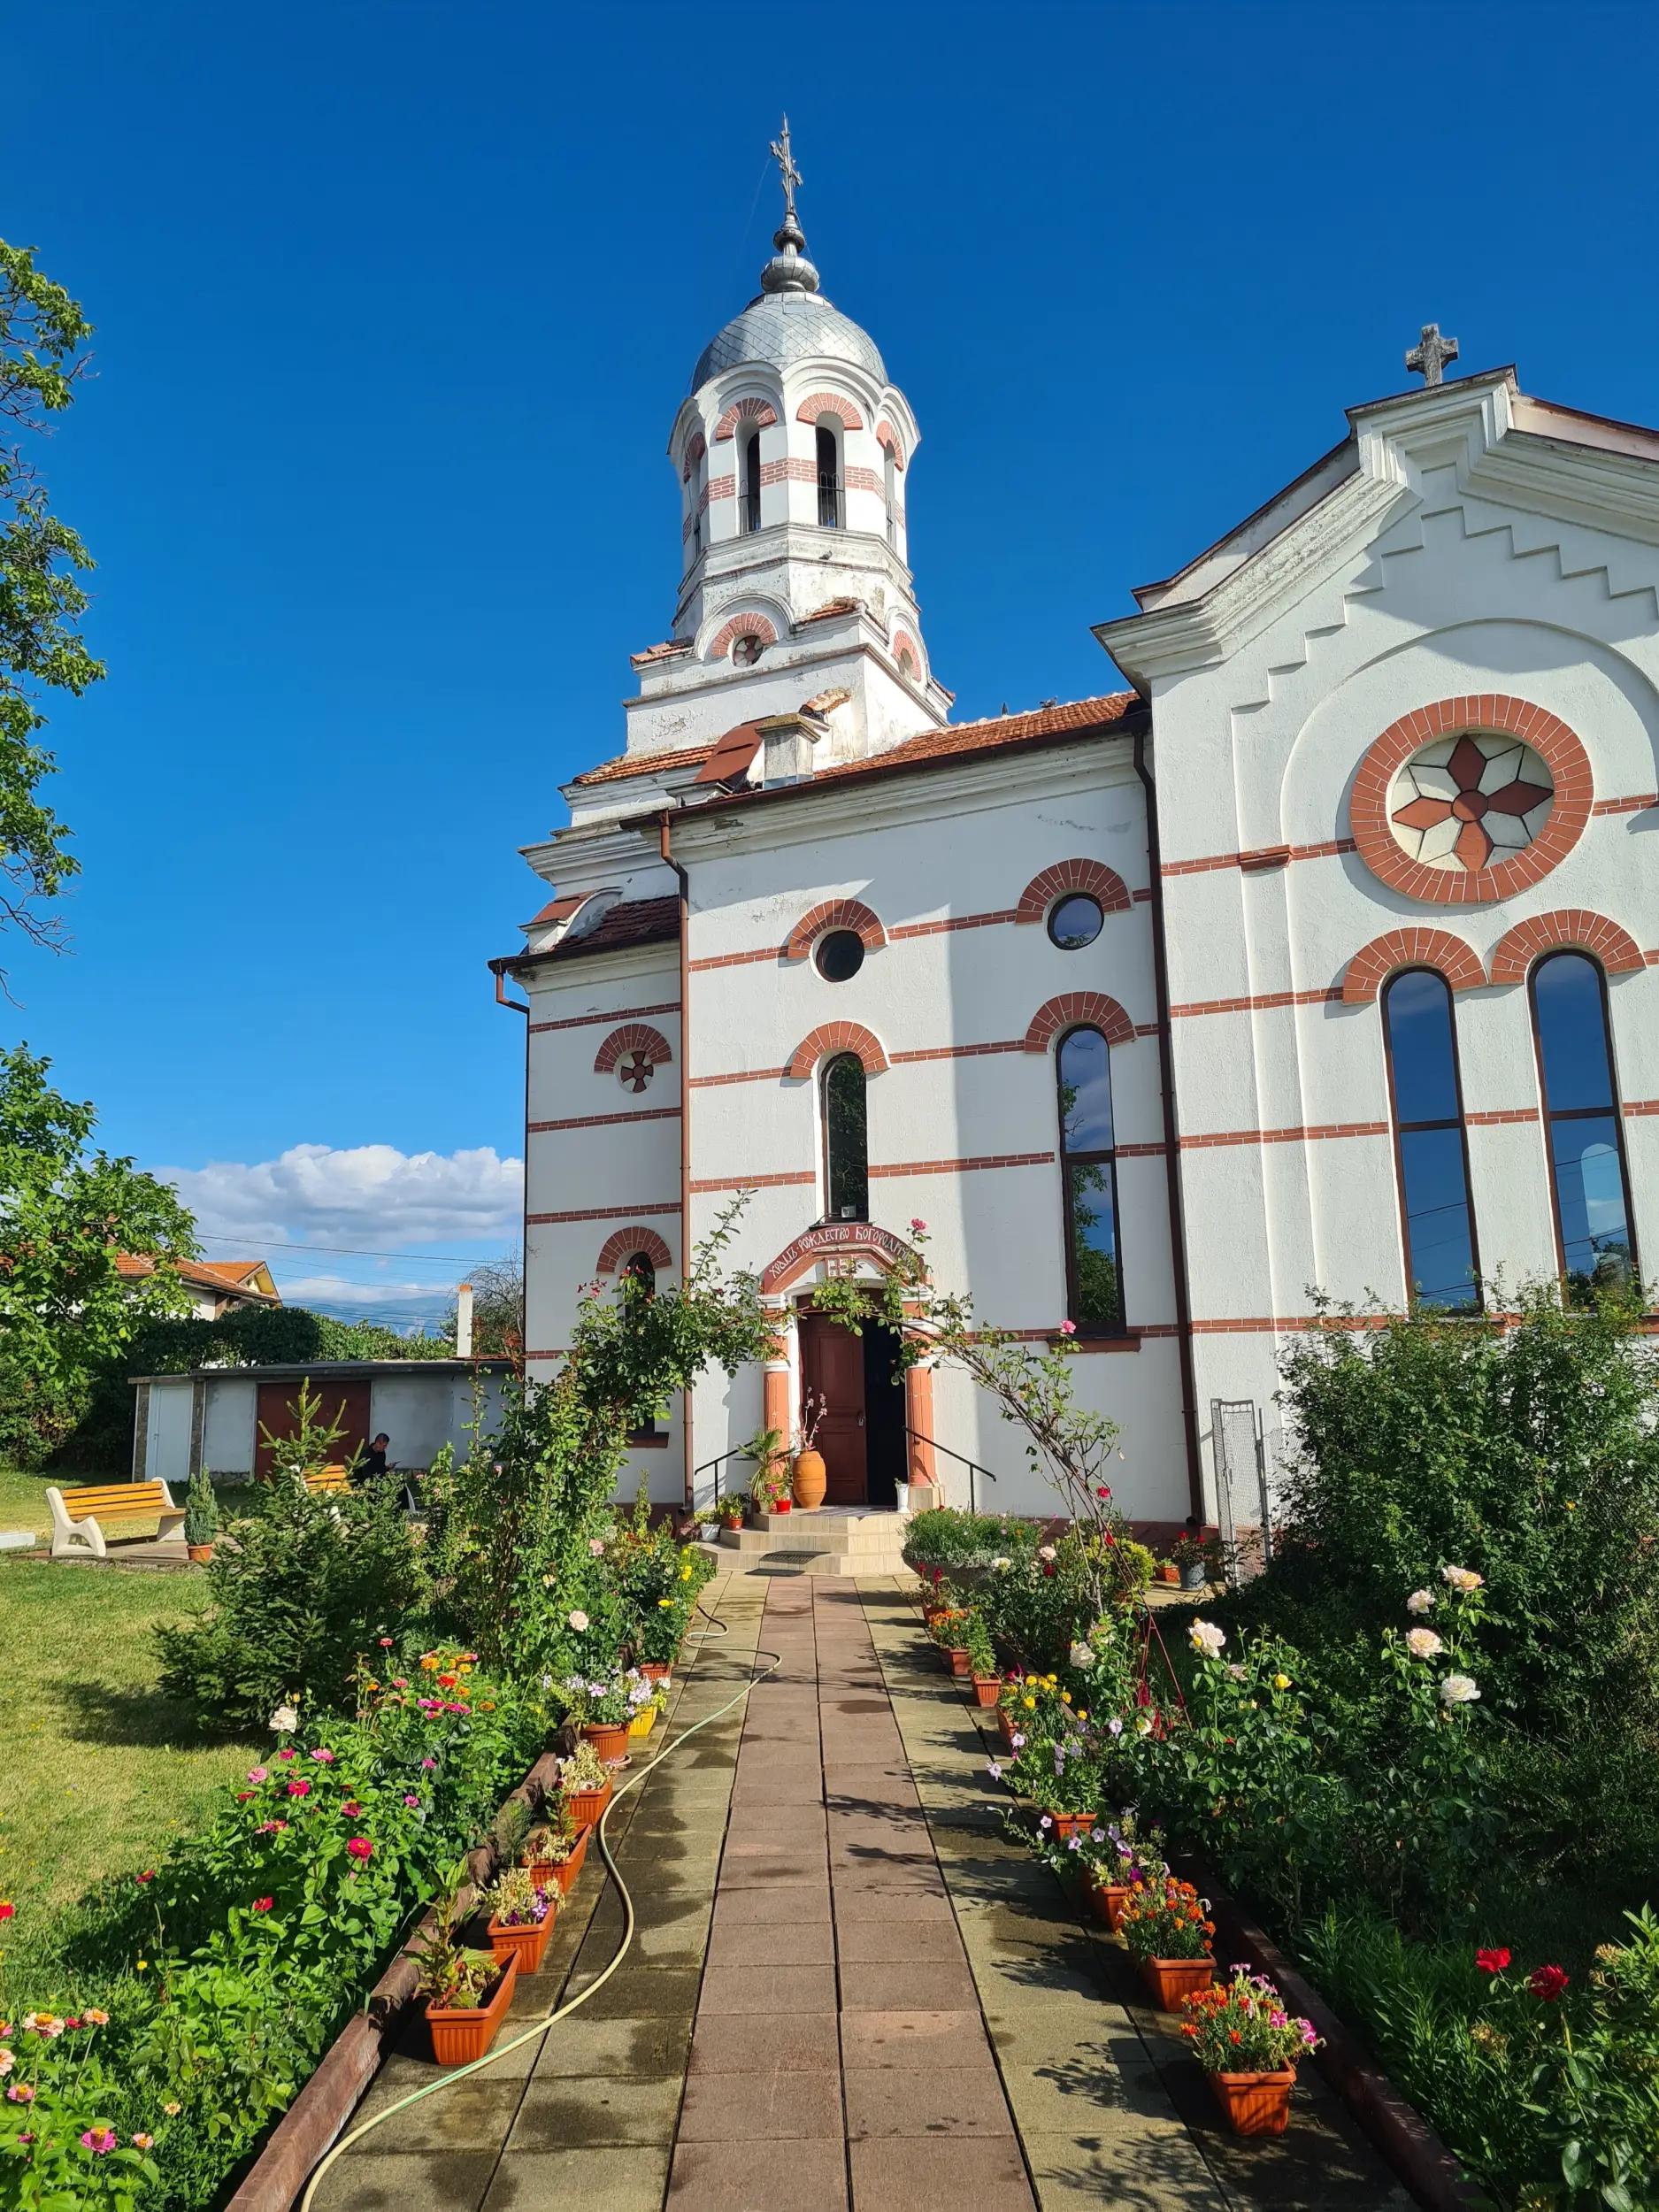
[696,1962,839,2014]
[850,2134,1036,2211]
[481,2146,672,2211]
[666,2136,849,2210]
[843,2065,1019,2139]
[676,2067,845,2143]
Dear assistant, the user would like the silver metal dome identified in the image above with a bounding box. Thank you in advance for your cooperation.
[690,291,887,395]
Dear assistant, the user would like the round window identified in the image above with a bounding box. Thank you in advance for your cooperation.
[815,929,865,982]
[1048,895,1103,950]
[732,634,764,667]
[1387,731,1555,875]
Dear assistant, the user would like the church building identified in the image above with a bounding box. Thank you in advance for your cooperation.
[495,127,1659,1532]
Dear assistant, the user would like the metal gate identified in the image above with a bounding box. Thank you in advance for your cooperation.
[1210,1398,1273,1577]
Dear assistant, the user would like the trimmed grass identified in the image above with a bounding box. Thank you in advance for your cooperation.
[0,1557,257,1922]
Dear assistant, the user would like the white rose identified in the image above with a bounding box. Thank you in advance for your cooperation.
[1405,1588,1435,1616]
[1440,1673,1480,1707]
[568,1609,590,1632]
[1405,1627,1444,1660]
[1037,1544,1057,1563]
[269,1703,299,1734]
[1187,1620,1226,1659]
[1068,1641,1094,1671]
[1441,1565,1484,1592]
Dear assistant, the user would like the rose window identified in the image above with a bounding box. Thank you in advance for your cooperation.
[615,1051,656,1094]
[1388,732,1555,873]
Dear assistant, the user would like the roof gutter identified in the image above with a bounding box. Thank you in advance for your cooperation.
[1133,729,1205,1522]
[658,812,695,1510]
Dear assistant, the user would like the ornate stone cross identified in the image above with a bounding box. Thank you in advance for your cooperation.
[1406,322,1460,386]
[770,116,802,227]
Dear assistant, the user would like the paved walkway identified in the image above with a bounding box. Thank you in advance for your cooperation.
[320,1575,1409,2211]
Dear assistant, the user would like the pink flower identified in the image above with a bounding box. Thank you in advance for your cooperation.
[342,1800,364,1817]
[909,1217,926,1233]
[275,1748,296,1763]
[1094,1486,1110,1499]
[81,2128,118,2154]
[403,1793,420,1809]
[134,1871,154,1886]
[346,1837,373,1861]
[245,1767,268,1786]
[588,1538,607,1556]
[379,1636,395,1648]
[286,1778,311,1797]
[311,1748,336,1764]
[257,1819,288,1834]
[392,1677,409,1689]
[7,2085,35,2104]
[420,1757,437,1770]
[1058,1319,1077,1335]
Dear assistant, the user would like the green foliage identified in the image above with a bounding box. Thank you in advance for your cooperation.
[155,1389,432,1730]
[0,241,104,973]
[180,1471,218,1548]
[1273,1286,1659,1732]
[0,1045,198,1466]
[442,1253,523,1362]
[963,1609,996,1678]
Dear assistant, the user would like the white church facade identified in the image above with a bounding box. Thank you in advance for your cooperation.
[496,131,1659,1532]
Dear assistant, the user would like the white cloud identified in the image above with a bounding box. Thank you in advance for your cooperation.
[155,1143,524,1255]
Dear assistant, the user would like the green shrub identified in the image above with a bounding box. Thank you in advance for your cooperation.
[180,1469,218,1548]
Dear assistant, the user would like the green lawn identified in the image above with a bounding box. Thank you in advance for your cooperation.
[0,1555,257,1924]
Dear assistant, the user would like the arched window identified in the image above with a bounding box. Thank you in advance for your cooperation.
[620,1250,662,1440]
[1530,952,1638,1299]
[884,443,898,548]
[822,1052,868,1221]
[687,472,703,560]
[816,422,843,528]
[1056,1026,1123,1331]
[741,428,762,534]
[1381,969,1480,1310]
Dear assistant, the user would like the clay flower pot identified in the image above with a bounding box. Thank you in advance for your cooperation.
[1157,1562,1180,1586]
[792,1448,827,1510]
[639,1663,672,1685]
[1209,2067,1295,2137]
[1048,1809,1098,1843]
[1083,1872,1131,1931]
[426,1954,517,2065]
[1139,1954,1215,2014]
[487,1909,553,1975]
[996,1707,1018,1748]
[582,1720,629,1764]
[527,1822,592,1896]
[947,1647,972,1678]
[565,1776,611,1829]
[971,1675,1002,1709]
[187,1543,215,1565]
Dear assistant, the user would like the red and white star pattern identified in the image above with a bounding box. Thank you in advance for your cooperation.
[1389,732,1555,873]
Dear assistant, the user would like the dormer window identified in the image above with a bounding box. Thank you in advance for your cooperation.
[816,423,843,528]
[741,427,762,534]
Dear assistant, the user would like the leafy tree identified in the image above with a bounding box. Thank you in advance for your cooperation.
[0,1042,196,1462]
[0,242,102,972]
[442,1252,524,1362]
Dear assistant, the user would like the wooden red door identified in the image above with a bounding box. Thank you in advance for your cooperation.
[798,1314,867,1504]
[254,1379,372,1480]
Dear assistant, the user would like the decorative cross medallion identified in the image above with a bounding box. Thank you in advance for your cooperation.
[770,115,802,226]
[616,1050,656,1094]
[1405,322,1460,386]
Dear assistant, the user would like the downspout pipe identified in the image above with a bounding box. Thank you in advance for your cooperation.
[1133,730,1206,1522]
[659,813,695,1511]
[488,959,531,1372]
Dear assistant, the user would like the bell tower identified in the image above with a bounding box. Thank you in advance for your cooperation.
[623,121,949,768]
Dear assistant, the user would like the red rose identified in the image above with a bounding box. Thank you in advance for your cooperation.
[1475,1947,1511,1976]
[1528,1964,1570,2002]
[252,1897,274,1913]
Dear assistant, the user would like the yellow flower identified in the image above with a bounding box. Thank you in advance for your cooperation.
[1272,1673,1291,1692]
[135,1961,149,1973]
[1060,1691,1071,1704]
[1565,1501,1578,1512]
[1076,1709,1089,1721]
[1022,1695,1036,1709]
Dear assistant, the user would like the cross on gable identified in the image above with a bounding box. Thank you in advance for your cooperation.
[1406,322,1460,387]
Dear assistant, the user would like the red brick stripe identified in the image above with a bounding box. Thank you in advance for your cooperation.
[1179,1121,1391,1150]
[529,1107,681,1133]
[529,1000,679,1035]
[888,909,1021,940]
[1164,838,1356,878]
[868,1150,1056,1178]
[689,1171,817,1193]
[1487,909,1644,984]
[1592,792,1658,817]
[1466,1109,1541,1126]
[526,1202,680,1225]
[1171,987,1344,1018]
[686,1066,791,1088]
[1340,927,1485,1006]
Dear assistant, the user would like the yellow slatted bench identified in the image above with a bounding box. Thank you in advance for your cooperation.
[302,1464,351,1495]
[46,1480,186,1560]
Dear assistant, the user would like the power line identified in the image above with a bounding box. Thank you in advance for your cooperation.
[190,1229,517,1267]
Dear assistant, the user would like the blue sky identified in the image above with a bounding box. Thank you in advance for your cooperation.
[9,0,1658,1323]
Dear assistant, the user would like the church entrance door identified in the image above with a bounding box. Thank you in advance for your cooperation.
[797,1312,866,1504]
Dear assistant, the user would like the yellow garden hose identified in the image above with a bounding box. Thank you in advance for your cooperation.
[297,1598,779,2211]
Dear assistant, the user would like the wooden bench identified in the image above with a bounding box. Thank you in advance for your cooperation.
[46,1480,186,1560]
[303,1464,351,1495]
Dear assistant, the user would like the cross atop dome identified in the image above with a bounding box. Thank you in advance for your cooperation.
[759,114,819,297]
[770,116,802,229]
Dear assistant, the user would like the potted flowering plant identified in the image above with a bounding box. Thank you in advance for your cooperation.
[558,1737,614,1826]
[626,1669,665,1740]
[964,1613,1001,1707]
[744,1427,792,1515]
[1171,1533,1207,1593]
[1119,1876,1216,2013]
[183,1468,219,1563]
[484,1863,557,1975]
[928,1604,974,1678]
[523,1795,592,1895]
[1180,1967,1320,2135]
[562,1673,634,1763]
[416,1865,517,2063]
[1077,1815,1165,1931]
[716,1491,749,1532]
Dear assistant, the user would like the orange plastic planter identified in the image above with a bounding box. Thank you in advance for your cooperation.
[1083,1873,1130,1931]
[1209,2067,1295,2136]
[640,1662,672,1684]
[426,1953,517,2066]
[581,1721,629,1764]
[947,1647,972,1678]
[1139,1954,1215,2013]
[971,1675,1002,1708]
[1048,1809,1098,1843]
[564,1778,611,1830]
[527,1821,592,1897]
[487,1910,553,1975]
[996,1707,1018,1748]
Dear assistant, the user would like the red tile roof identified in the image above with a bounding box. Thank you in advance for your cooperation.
[529,893,587,926]
[572,740,717,786]
[628,637,692,669]
[693,720,767,786]
[118,1256,280,1302]
[541,895,680,961]
[797,596,864,625]
[809,692,1141,786]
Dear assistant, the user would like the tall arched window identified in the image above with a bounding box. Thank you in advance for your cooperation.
[1530,951,1638,1299]
[816,422,843,527]
[741,429,762,534]
[1381,969,1479,1310]
[822,1053,867,1221]
[884,443,898,548]
[620,1251,661,1439]
[1056,1026,1123,1331]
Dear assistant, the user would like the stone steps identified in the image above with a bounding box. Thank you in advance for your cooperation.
[716,1509,910,1558]
[693,1540,916,1580]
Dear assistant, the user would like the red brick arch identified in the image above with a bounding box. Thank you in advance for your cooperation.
[892,629,921,678]
[1023,993,1136,1051]
[1016,858,1133,925]
[680,429,707,480]
[713,396,778,442]
[1350,695,1594,905]
[787,1021,889,1079]
[874,418,906,469]
[595,1225,672,1276]
[1340,927,1486,1006]
[593,1023,672,1075]
[784,899,887,960]
[706,611,779,661]
[795,392,864,429]
[1487,909,1645,986]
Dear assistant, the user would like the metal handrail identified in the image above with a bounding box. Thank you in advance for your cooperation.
[690,1445,753,1520]
[904,1425,999,1514]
